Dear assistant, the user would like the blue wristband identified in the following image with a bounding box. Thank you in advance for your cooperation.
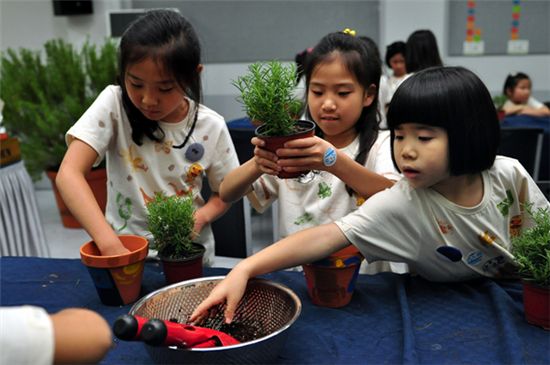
[323,147,337,167]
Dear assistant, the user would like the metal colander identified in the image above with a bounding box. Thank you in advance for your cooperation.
[129,276,302,364]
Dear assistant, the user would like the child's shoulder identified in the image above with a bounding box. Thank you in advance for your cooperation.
[197,102,225,123]
[490,155,529,180]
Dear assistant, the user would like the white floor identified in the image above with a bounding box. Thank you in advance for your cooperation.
[35,188,274,268]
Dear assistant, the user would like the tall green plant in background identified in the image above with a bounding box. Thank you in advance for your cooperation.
[0,38,117,180]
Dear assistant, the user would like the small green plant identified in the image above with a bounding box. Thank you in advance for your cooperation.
[511,204,550,287]
[0,38,117,180]
[233,61,300,136]
[146,192,202,259]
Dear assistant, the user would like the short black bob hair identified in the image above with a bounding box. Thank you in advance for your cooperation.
[387,66,500,176]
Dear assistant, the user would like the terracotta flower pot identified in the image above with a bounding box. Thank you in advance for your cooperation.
[160,244,206,284]
[522,280,550,330]
[46,168,107,228]
[255,120,316,179]
[302,245,364,308]
[80,235,148,306]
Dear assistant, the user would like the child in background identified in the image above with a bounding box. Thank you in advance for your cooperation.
[502,72,550,117]
[379,41,407,124]
[220,31,406,274]
[56,10,239,264]
[405,29,443,73]
[0,306,111,364]
[191,66,549,323]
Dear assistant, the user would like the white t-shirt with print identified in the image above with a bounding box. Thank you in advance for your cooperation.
[66,85,240,265]
[335,156,550,282]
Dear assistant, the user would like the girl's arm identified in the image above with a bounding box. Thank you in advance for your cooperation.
[190,223,349,323]
[276,137,395,198]
[219,137,279,203]
[518,105,550,117]
[193,192,231,236]
[56,139,129,256]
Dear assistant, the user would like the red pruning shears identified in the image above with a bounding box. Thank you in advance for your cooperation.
[113,314,240,349]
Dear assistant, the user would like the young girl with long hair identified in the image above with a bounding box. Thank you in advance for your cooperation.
[221,31,404,273]
[56,10,239,264]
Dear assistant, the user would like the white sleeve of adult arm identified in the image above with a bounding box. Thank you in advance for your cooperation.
[0,306,54,365]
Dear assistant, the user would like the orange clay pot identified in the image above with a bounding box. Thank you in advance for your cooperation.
[302,245,364,308]
[255,120,316,179]
[80,235,148,306]
[46,168,107,228]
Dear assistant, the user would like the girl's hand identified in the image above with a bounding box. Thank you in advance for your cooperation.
[251,137,281,176]
[190,268,250,324]
[276,136,337,173]
[193,209,208,239]
[100,240,131,256]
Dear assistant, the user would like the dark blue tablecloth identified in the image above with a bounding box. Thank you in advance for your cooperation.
[1,257,548,364]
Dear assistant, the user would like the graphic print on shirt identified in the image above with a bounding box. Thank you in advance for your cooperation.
[509,214,523,237]
[115,192,132,231]
[497,189,514,216]
[154,140,173,154]
[436,218,454,234]
[355,195,366,206]
[294,212,317,226]
[184,163,204,186]
[317,182,332,199]
[168,182,191,196]
[479,230,497,246]
[119,145,148,172]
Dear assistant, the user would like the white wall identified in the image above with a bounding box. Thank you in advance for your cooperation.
[2,0,549,121]
[380,0,550,99]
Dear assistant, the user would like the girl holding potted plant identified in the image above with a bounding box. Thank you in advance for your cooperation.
[191,67,549,324]
[222,31,405,275]
[56,10,239,266]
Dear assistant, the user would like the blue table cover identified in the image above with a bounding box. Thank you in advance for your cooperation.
[1,257,548,364]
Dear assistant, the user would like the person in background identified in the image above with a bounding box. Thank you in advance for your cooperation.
[405,29,443,73]
[502,72,550,117]
[190,66,549,324]
[0,306,112,364]
[220,30,406,274]
[56,9,239,265]
[378,41,407,127]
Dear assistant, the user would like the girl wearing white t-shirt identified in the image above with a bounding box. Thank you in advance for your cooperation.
[191,67,549,323]
[56,10,239,264]
[220,31,405,273]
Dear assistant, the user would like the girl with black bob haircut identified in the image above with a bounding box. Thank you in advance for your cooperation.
[387,66,499,176]
[57,9,239,262]
[191,66,548,324]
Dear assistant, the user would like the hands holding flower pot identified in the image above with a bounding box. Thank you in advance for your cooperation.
[251,135,340,176]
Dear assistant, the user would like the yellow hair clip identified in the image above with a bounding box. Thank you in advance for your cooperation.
[343,28,356,36]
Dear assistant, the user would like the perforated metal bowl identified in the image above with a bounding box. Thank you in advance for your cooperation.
[129,276,302,364]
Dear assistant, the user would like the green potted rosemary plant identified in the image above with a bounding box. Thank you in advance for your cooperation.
[233,60,315,178]
[146,192,205,284]
[511,204,550,330]
[0,38,117,227]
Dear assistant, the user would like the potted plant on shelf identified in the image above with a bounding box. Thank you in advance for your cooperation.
[493,94,507,121]
[146,192,205,284]
[510,203,550,330]
[0,38,117,227]
[233,60,315,178]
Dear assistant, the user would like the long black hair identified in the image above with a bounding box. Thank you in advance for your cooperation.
[118,9,202,146]
[305,31,381,195]
[405,30,443,73]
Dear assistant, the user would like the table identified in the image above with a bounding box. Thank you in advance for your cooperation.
[0,161,49,257]
[1,257,548,364]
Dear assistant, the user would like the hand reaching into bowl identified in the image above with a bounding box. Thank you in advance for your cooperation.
[190,266,251,324]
